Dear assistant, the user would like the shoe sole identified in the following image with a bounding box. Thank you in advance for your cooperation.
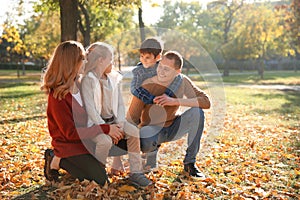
[183,170,206,180]
[143,167,159,173]
[129,180,153,189]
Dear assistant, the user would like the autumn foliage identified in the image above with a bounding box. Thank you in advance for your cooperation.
[0,74,299,199]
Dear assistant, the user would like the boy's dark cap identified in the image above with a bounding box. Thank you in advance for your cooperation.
[140,37,163,50]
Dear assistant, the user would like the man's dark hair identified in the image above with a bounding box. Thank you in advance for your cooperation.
[139,38,163,57]
[163,51,183,70]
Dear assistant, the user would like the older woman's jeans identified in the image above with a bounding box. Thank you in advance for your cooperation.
[140,107,205,165]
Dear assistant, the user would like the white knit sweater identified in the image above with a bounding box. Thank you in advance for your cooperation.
[81,70,125,127]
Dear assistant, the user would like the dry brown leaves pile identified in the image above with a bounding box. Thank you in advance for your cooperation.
[0,91,299,199]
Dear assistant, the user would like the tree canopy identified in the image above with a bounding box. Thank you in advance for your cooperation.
[0,0,297,75]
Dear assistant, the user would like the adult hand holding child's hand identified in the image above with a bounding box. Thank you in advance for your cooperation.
[108,124,124,144]
[154,94,179,106]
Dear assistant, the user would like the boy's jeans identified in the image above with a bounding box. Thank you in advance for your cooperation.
[140,107,205,165]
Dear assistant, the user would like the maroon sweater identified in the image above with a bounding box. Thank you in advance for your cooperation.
[47,91,110,158]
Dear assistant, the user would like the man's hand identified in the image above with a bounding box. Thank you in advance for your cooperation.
[108,124,125,144]
[154,94,179,106]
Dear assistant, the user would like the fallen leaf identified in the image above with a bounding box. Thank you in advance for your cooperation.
[118,185,137,192]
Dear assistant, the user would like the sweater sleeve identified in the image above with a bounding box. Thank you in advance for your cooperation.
[130,65,156,104]
[81,76,105,125]
[116,85,126,122]
[47,93,110,142]
[182,76,211,109]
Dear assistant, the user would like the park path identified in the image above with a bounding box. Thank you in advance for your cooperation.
[225,83,300,92]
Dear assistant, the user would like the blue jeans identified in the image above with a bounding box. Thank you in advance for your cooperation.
[140,107,205,165]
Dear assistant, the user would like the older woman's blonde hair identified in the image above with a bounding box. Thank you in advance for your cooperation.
[84,42,114,76]
[41,40,85,100]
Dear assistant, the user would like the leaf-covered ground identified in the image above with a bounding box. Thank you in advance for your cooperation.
[0,79,299,199]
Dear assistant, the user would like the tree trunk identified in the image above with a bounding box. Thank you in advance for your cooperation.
[22,61,25,76]
[17,63,20,78]
[116,38,122,71]
[294,51,299,72]
[223,60,229,76]
[78,2,90,47]
[59,0,79,42]
[258,59,264,79]
[138,7,145,42]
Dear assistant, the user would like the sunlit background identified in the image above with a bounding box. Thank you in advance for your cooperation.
[0,0,282,29]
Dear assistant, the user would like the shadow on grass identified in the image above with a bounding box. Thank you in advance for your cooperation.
[11,173,150,200]
[0,82,42,99]
[0,81,39,89]
[12,174,76,200]
[12,186,55,200]
[0,114,45,124]
[252,90,300,117]
[251,89,300,160]
[221,71,300,85]
[1,91,41,100]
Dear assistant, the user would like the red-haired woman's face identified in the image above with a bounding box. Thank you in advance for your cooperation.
[78,56,87,74]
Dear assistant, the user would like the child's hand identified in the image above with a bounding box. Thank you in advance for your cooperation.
[108,124,125,144]
[154,94,179,106]
[112,138,119,144]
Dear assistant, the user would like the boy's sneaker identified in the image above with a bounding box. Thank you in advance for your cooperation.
[184,163,205,179]
[44,149,59,181]
[129,173,152,188]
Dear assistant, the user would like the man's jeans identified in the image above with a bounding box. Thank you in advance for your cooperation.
[140,107,205,165]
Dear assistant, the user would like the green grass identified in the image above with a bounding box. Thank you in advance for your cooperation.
[189,70,300,85]
[224,87,300,127]
[221,70,300,85]
[0,68,298,128]
[0,82,46,121]
[0,70,42,89]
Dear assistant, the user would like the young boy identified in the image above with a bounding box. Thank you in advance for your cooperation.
[131,37,183,105]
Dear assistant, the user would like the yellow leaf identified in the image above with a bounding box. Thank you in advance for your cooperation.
[171,160,181,166]
[215,167,224,174]
[118,185,137,192]
[31,146,39,153]
[160,181,172,188]
[66,193,72,200]
[232,177,241,184]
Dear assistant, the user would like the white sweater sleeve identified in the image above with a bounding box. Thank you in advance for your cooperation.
[81,75,105,126]
[116,85,126,123]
